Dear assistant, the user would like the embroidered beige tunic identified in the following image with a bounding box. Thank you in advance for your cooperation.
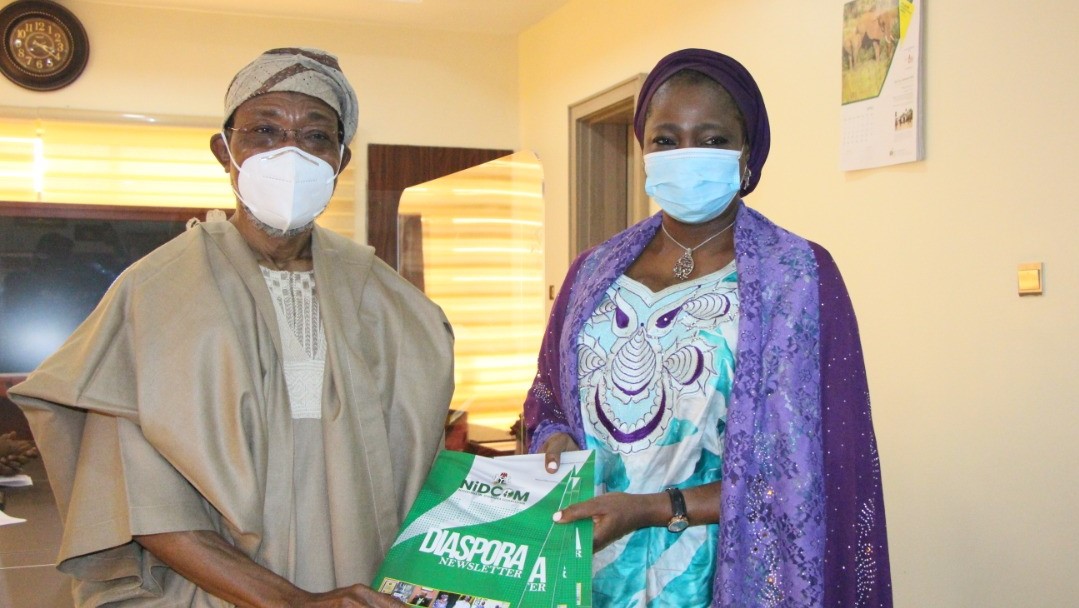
[10,221,454,606]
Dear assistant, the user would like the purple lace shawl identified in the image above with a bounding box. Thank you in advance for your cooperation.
[523,204,891,607]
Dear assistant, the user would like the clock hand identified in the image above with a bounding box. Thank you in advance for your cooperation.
[30,40,61,61]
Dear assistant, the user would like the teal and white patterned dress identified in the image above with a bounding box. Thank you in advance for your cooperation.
[577,262,738,608]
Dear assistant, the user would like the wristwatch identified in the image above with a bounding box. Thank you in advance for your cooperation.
[664,487,689,533]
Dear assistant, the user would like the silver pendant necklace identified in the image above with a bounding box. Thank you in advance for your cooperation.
[660,221,734,280]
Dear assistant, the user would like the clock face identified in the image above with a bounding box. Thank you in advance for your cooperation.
[0,1,89,91]
[9,16,73,75]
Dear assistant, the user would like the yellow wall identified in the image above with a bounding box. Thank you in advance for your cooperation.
[520,0,1079,605]
[0,1,520,239]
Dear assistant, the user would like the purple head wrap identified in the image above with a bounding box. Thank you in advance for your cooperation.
[633,48,771,195]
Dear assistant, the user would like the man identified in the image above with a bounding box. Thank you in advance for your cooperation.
[10,48,453,607]
[0,431,37,476]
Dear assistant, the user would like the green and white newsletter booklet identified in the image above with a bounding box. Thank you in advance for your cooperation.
[375,449,595,608]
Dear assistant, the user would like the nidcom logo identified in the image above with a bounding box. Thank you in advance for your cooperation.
[459,477,530,503]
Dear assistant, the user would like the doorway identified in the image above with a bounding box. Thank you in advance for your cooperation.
[568,75,648,260]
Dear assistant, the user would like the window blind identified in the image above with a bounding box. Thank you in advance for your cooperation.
[399,152,545,433]
[0,115,355,238]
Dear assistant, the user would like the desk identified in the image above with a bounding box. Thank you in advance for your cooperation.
[0,457,73,608]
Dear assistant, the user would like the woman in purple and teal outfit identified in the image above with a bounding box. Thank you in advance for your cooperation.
[523,48,892,607]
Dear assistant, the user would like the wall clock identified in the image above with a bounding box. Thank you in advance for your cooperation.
[0,0,89,91]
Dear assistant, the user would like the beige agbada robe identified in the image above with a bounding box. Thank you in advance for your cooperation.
[10,220,454,606]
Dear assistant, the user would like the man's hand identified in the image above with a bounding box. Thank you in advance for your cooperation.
[0,432,38,476]
[137,530,410,607]
[302,584,407,607]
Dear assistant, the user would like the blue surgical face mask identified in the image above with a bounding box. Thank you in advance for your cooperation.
[644,148,743,224]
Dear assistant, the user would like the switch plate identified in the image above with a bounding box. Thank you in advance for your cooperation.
[1018,262,1043,295]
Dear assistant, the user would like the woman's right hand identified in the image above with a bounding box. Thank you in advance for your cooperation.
[541,432,580,473]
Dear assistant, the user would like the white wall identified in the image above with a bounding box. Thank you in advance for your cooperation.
[0,1,520,238]
[520,1,1079,606]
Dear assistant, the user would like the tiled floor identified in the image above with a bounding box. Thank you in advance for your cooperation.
[0,457,73,608]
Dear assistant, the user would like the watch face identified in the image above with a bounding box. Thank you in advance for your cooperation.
[9,16,72,75]
[667,516,689,533]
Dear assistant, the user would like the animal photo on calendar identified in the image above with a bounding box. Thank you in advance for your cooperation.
[841,0,900,104]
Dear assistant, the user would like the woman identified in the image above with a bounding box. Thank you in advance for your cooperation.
[523,49,891,607]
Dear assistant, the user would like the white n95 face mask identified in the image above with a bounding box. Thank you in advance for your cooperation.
[644,148,743,224]
[225,140,341,232]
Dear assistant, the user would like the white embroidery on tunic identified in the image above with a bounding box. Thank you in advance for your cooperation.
[261,267,325,420]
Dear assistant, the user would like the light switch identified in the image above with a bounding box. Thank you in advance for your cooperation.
[1017,262,1043,295]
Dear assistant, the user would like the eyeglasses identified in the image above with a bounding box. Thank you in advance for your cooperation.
[227,125,341,155]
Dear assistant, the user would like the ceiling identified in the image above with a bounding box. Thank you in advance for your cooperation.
[86,0,571,35]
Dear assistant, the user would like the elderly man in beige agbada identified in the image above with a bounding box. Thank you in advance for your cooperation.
[11,48,454,607]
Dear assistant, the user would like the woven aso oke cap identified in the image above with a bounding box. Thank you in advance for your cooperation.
[633,48,771,195]
[224,47,359,145]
